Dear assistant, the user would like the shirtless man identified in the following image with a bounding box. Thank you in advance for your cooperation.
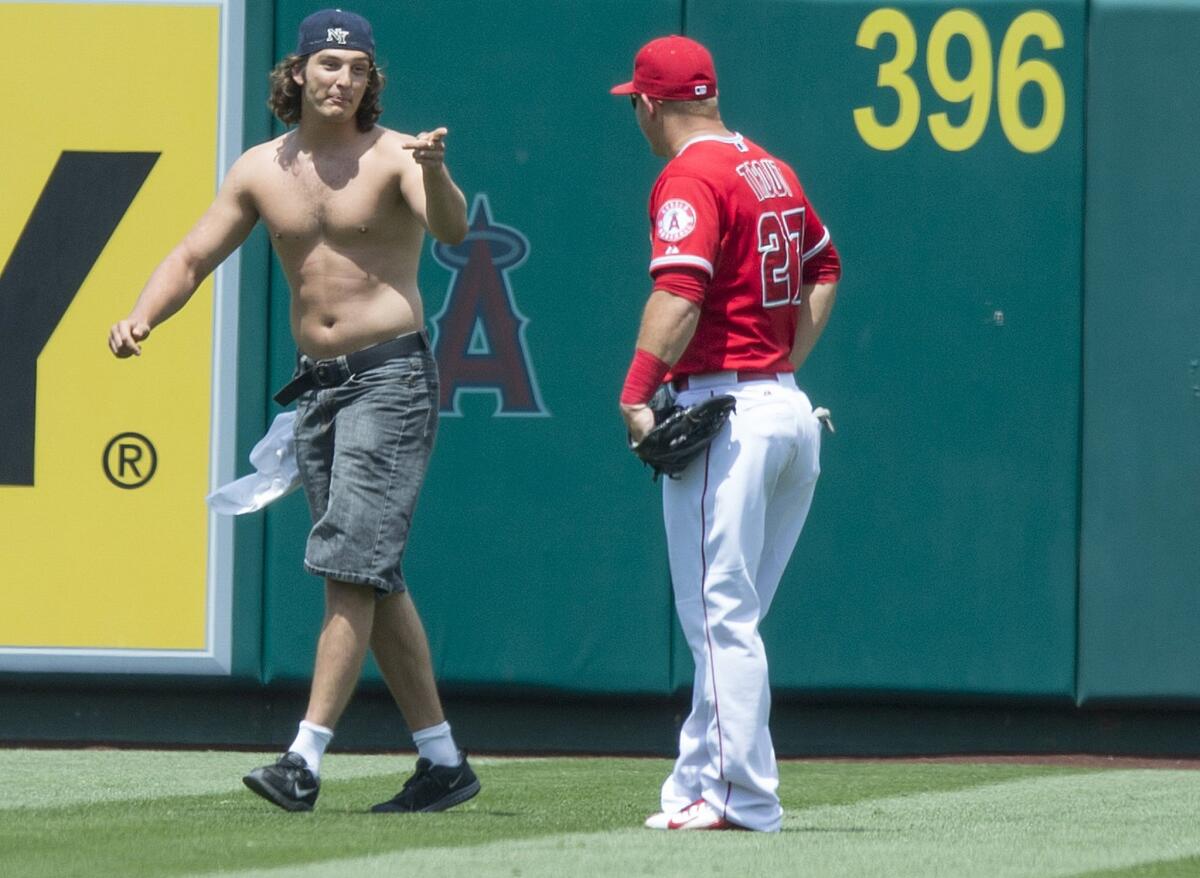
[108,9,479,814]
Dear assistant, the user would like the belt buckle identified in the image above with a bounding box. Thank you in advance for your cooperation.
[314,361,336,386]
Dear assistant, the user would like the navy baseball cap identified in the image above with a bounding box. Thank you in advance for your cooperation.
[296,8,375,59]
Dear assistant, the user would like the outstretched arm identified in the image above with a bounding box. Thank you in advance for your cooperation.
[400,127,468,245]
[109,156,259,357]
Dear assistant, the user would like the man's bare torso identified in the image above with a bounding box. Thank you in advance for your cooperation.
[245,127,428,360]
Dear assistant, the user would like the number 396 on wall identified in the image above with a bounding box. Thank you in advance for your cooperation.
[854,8,1065,154]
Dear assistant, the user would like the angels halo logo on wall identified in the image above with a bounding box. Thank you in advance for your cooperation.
[656,199,697,243]
[429,194,548,417]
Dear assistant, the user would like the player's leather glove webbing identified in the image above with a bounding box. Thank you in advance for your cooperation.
[631,393,736,481]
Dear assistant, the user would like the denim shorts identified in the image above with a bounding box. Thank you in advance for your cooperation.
[292,348,439,594]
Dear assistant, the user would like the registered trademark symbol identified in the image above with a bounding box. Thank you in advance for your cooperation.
[103,432,157,489]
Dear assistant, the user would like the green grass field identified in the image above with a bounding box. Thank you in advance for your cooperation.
[3,750,1200,877]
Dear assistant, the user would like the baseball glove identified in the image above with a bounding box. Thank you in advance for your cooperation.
[631,392,737,481]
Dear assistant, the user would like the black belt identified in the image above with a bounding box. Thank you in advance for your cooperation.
[273,331,429,405]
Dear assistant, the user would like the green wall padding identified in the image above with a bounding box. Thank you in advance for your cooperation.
[261,0,682,692]
[684,0,1084,698]
[1077,0,1200,703]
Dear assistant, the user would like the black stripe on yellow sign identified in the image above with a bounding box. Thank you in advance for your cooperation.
[0,151,159,486]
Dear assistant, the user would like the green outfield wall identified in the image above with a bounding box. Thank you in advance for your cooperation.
[1076,0,1200,704]
[259,0,1091,699]
[2,0,1198,733]
[249,0,1193,703]
[258,0,685,692]
[687,0,1085,699]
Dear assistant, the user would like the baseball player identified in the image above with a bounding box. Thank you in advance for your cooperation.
[612,36,841,831]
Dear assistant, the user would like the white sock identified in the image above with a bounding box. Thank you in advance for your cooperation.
[289,720,333,776]
[412,720,460,768]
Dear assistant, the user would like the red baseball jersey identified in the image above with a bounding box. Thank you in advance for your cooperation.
[647,133,838,376]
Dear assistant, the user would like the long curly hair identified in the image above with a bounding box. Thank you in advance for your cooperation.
[267,53,386,132]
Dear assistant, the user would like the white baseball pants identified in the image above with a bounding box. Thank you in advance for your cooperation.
[659,372,822,832]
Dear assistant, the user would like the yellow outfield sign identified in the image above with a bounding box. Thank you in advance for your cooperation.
[0,2,239,671]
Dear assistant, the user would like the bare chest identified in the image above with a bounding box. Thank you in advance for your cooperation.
[255,158,412,243]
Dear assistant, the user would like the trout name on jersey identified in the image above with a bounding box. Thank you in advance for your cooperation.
[656,199,697,242]
[736,159,793,202]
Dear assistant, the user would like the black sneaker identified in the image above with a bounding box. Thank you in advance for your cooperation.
[243,752,320,812]
[371,753,480,813]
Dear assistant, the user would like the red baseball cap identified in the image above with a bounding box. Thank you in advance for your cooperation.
[610,35,718,101]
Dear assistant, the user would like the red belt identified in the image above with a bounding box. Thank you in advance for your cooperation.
[671,371,780,391]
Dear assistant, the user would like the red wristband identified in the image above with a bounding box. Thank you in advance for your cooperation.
[620,348,671,405]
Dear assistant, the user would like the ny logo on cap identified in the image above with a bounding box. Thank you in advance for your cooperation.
[327,27,350,45]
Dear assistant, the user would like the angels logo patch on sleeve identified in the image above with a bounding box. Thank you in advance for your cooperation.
[656,199,697,243]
